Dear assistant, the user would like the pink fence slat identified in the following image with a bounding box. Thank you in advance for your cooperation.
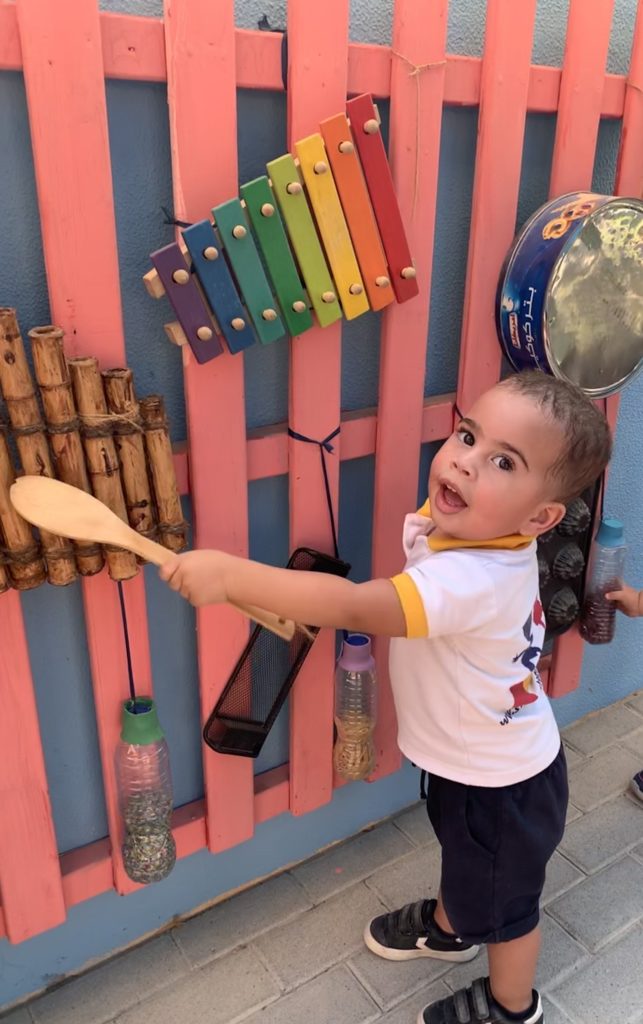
[16,0,154,894]
[550,3,643,700]
[286,0,349,816]
[545,0,615,698]
[615,0,643,199]
[368,0,448,780]
[163,0,254,850]
[0,592,66,941]
[456,0,537,413]
[549,0,616,198]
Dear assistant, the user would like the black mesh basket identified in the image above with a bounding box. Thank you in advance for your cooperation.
[203,547,351,758]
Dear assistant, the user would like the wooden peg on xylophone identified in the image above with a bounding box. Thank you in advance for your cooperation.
[231,317,246,331]
[376,275,391,288]
[363,118,380,135]
[164,322,188,347]
[338,140,354,154]
[262,309,278,321]
[401,266,417,280]
[286,181,303,195]
[203,245,218,260]
[172,268,190,285]
[322,291,337,304]
[349,283,363,295]
[292,300,308,313]
[261,203,275,217]
[314,161,328,175]
[232,224,247,240]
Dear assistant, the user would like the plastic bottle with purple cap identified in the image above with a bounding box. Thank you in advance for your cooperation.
[579,517,627,645]
[333,633,377,781]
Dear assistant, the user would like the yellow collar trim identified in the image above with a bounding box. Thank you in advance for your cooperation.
[415,501,534,552]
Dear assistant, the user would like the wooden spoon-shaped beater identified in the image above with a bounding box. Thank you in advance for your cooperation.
[10,476,298,641]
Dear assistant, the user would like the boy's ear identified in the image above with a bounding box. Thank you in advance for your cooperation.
[520,501,566,537]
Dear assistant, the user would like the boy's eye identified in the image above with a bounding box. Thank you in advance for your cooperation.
[457,428,475,447]
[492,454,514,472]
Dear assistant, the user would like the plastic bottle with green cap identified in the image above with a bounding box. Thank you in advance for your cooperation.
[115,697,176,884]
[580,517,627,644]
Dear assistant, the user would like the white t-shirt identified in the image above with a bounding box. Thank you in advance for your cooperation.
[389,503,561,787]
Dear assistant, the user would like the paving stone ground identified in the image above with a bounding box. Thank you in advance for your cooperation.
[4,694,643,1024]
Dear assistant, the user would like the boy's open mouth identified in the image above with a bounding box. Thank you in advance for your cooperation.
[435,481,468,514]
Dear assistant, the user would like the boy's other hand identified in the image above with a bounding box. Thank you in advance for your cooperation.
[605,584,643,618]
[159,550,228,607]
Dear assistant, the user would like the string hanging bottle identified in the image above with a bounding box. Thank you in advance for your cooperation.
[115,697,176,884]
[333,633,377,781]
[579,517,627,645]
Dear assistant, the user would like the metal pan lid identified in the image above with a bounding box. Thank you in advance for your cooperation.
[543,199,643,397]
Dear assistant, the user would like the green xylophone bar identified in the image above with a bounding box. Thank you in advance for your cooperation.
[241,177,313,338]
[266,154,342,328]
[213,199,286,345]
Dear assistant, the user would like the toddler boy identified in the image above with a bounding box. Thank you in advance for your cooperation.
[161,371,612,1024]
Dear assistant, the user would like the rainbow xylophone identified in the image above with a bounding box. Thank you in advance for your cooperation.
[144,94,418,364]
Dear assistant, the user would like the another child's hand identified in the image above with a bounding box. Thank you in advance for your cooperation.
[605,584,643,618]
[159,550,229,607]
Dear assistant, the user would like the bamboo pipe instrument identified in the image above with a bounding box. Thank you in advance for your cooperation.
[10,476,302,642]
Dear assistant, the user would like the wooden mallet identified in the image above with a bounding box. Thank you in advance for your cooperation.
[10,475,302,641]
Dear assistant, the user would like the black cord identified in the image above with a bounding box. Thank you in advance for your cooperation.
[117,581,137,705]
[288,426,340,559]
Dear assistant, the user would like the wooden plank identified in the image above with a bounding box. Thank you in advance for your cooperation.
[456,0,538,413]
[369,0,448,780]
[286,0,350,816]
[0,592,66,941]
[246,395,456,483]
[614,0,643,200]
[163,0,255,850]
[548,0,638,700]
[549,0,616,198]
[169,396,455,490]
[16,0,155,896]
[0,7,629,118]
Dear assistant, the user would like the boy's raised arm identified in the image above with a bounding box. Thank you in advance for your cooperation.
[160,550,408,637]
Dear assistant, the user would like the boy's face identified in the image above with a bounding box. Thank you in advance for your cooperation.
[429,385,567,541]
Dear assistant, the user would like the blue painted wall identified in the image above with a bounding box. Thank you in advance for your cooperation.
[0,0,641,1006]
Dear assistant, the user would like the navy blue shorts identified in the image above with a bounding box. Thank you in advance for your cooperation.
[426,745,568,944]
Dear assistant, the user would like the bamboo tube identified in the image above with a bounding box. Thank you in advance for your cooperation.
[29,326,104,576]
[102,369,156,541]
[0,308,77,585]
[0,422,46,589]
[139,395,187,553]
[68,357,138,582]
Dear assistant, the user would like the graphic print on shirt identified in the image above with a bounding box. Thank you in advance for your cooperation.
[500,598,546,725]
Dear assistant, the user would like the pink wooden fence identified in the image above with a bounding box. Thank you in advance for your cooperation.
[0,0,641,942]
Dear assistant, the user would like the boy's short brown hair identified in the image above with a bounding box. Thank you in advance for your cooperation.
[499,371,612,503]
